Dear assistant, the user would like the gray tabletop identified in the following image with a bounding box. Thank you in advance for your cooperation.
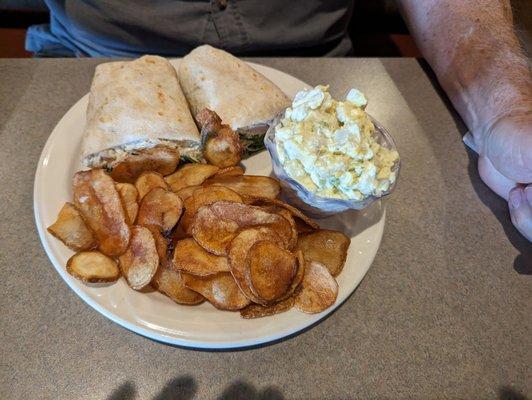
[0,58,530,400]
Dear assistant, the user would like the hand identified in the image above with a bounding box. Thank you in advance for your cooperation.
[476,113,532,241]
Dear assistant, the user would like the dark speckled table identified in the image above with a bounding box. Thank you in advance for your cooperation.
[0,58,530,400]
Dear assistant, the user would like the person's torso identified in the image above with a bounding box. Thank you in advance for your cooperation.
[35,0,354,57]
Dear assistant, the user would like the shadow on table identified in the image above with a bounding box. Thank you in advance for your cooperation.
[499,386,530,400]
[106,377,284,400]
[383,58,530,273]
[217,380,284,400]
[107,381,136,400]
[107,376,197,400]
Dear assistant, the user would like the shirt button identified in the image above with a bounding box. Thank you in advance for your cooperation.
[216,0,227,10]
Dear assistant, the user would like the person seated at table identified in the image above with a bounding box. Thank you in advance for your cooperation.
[26,0,531,241]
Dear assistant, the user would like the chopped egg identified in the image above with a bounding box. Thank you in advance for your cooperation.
[274,85,399,200]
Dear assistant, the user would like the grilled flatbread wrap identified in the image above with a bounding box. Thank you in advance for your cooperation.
[81,55,201,168]
[178,45,290,154]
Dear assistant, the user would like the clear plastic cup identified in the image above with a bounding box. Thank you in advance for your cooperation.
[264,112,400,218]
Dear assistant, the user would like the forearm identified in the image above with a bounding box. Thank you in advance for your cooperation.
[398,0,531,148]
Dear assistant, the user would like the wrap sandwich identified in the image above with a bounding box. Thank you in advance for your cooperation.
[81,55,201,181]
[178,45,290,154]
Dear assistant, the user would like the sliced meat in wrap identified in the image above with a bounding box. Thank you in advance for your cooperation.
[178,45,290,154]
[81,55,202,171]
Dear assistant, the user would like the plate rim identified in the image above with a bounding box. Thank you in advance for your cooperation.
[33,61,385,349]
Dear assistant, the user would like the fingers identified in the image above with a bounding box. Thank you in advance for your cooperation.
[508,185,532,242]
[478,155,516,200]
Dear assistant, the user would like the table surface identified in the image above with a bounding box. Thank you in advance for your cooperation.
[0,58,530,400]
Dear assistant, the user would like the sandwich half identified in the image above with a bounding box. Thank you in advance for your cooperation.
[178,45,290,154]
[81,55,202,176]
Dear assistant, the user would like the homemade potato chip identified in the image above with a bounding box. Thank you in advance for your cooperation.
[295,230,350,276]
[213,166,245,178]
[277,209,298,250]
[137,187,183,233]
[172,238,230,276]
[240,296,295,319]
[176,185,201,201]
[164,163,219,192]
[247,241,297,303]
[227,227,284,303]
[135,171,168,200]
[247,197,319,232]
[190,201,290,255]
[110,146,180,183]
[203,175,281,199]
[73,169,130,256]
[169,224,191,247]
[116,183,139,224]
[180,186,243,233]
[47,202,96,251]
[66,251,119,283]
[178,196,197,234]
[181,272,250,310]
[149,228,169,266]
[152,264,204,305]
[294,261,338,314]
[119,226,159,290]
[278,250,306,301]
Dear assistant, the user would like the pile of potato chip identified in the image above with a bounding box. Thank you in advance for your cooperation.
[49,151,350,319]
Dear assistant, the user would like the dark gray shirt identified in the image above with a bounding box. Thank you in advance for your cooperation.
[26,0,354,57]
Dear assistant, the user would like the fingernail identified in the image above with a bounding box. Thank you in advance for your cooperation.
[525,186,532,204]
[509,188,522,208]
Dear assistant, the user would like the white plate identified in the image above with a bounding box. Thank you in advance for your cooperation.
[34,61,385,349]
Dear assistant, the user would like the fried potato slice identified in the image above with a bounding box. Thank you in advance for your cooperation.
[203,175,281,199]
[137,187,183,233]
[149,228,169,266]
[66,251,119,283]
[164,163,219,192]
[110,146,180,183]
[181,272,250,310]
[294,261,338,314]
[247,197,319,232]
[190,201,290,255]
[240,296,295,319]
[295,229,350,276]
[227,227,284,303]
[169,224,191,247]
[178,196,197,234]
[135,171,169,200]
[180,186,243,233]
[247,241,297,303]
[73,169,130,256]
[214,166,245,178]
[176,185,202,201]
[116,183,139,225]
[47,202,97,251]
[119,226,159,290]
[277,209,298,250]
[172,238,230,276]
[152,264,204,305]
[278,250,306,301]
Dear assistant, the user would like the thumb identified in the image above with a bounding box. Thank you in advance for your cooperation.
[508,185,532,242]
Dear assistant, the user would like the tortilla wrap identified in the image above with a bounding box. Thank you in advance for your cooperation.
[178,45,290,133]
[81,55,201,167]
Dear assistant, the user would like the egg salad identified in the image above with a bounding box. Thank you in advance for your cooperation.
[274,85,399,201]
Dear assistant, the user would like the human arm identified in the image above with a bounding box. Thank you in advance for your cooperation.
[397,0,532,240]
